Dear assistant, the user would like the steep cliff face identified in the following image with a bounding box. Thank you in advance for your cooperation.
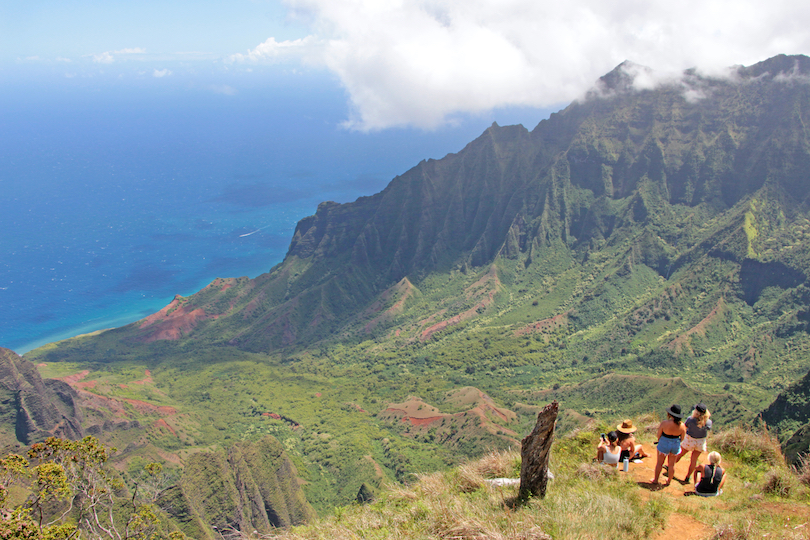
[105,54,810,354]
[0,347,83,445]
[159,436,314,539]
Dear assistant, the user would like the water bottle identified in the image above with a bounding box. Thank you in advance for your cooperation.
[623,457,629,472]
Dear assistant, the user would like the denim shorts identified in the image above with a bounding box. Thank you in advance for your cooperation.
[657,436,681,455]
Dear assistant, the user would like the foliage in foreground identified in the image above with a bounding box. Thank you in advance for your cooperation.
[0,436,182,540]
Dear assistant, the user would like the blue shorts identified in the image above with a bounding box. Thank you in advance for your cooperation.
[657,436,681,455]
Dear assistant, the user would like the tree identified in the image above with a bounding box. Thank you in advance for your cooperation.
[0,436,185,540]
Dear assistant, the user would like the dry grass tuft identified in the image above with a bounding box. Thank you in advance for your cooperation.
[455,462,486,493]
[713,426,784,467]
[761,467,797,497]
[575,462,618,481]
[794,454,810,486]
[472,449,521,478]
[711,520,755,540]
[512,526,551,540]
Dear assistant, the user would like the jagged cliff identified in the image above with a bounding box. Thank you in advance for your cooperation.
[0,347,83,445]
[91,54,810,354]
[158,436,314,539]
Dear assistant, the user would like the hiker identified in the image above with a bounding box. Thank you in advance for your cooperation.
[616,419,649,461]
[650,404,687,485]
[597,431,622,465]
[675,403,712,482]
[693,451,726,496]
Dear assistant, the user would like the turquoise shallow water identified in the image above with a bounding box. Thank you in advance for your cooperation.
[0,76,552,353]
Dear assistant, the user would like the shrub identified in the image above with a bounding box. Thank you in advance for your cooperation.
[712,426,784,467]
[761,467,797,497]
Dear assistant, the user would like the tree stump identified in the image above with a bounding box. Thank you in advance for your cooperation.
[518,400,558,502]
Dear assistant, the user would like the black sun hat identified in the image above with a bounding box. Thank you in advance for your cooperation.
[666,404,684,419]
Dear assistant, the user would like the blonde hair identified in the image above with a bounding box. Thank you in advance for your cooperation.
[708,451,722,465]
[692,408,711,428]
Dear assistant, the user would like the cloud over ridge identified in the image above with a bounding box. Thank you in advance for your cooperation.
[243,0,810,130]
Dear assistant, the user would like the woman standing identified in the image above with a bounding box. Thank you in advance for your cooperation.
[650,404,687,485]
[675,403,712,482]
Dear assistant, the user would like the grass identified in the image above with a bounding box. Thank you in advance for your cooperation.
[239,429,671,540]
[203,422,810,540]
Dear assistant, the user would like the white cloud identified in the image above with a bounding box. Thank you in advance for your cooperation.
[254,0,810,130]
[228,36,320,63]
[93,52,115,64]
[92,48,146,64]
[153,68,172,78]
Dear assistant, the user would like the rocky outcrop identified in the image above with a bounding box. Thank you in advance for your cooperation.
[0,347,83,445]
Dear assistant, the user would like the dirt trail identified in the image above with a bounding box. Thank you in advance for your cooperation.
[622,443,715,540]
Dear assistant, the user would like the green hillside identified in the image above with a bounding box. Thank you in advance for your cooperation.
[14,54,810,536]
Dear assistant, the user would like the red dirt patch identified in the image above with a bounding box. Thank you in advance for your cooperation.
[57,370,90,384]
[132,369,153,385]
[137,296,212,342]
[153,418,177,437]
[75,380,97,389]
[363,278,416,333]
[515,311,570,337]
[420,266,501,341]
[124,399,176,416]
[405,415,444,426]
[668,297,726,353]
[37,363,46,368]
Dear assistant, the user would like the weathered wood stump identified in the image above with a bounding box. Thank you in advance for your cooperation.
[518,400,559,502]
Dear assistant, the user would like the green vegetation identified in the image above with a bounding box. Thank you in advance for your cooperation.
[0,436,183,539]
[8,54,810,537]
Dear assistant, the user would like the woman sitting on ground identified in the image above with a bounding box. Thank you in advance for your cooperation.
[616,420,650,461]
[597,431,622,465]
[650,404,687,485]
[675,403,712,482]
[694,451,726,496]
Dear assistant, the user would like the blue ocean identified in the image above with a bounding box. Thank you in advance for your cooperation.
[0,71,551,353]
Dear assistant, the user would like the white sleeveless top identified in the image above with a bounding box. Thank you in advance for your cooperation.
[603,446,621,464]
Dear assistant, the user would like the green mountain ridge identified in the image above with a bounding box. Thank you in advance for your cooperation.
[15,54,810,534]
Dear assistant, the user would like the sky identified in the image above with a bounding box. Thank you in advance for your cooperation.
[4,0,810,131]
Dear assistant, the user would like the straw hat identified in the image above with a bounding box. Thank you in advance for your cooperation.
[617,419,637,434]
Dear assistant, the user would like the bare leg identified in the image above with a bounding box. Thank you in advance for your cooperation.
[665,453,677,485]
[685,451,700,481]
[651,451,665,484]
[635,444,650,459]
[674,447,687,463]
